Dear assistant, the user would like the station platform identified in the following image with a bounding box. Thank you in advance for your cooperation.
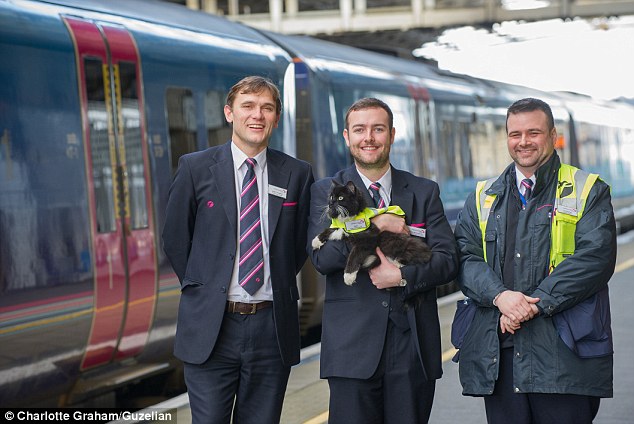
[134,232,634,424]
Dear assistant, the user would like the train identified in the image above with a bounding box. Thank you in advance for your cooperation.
[2,0,634,408]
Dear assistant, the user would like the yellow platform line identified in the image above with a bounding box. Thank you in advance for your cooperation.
[303,411,329,424]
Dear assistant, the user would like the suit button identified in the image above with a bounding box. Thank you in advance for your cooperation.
[220,287,226,293]
[382,301,388,308]
[229,253,235,260]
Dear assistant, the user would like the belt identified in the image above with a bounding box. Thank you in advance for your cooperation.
[226,301,273,315]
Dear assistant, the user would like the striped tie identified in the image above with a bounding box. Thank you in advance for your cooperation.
[369,182,385,208]
[238,158,264,295]
[521,178,534,202]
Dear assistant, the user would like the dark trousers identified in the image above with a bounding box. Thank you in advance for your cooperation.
[183,308,291,424]
[485,347,601,424]
[327,321,436,424]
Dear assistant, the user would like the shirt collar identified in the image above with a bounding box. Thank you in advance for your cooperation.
[356,167,392,204]
[515,167,536,194]
[231,142,267,172]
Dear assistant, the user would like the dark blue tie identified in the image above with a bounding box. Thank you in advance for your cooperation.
[369,182,385,208]
[238,158,264,295]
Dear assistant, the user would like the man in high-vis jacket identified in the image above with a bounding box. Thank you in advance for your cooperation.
[453,98,616,424]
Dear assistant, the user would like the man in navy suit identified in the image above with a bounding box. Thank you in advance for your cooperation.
[163,76,313,424]
[308,97,459,423]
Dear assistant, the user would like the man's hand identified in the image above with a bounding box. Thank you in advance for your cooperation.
[500,314,522,334]
[368,248,402,289]
[495,290,540,324]
[371,213,408,234]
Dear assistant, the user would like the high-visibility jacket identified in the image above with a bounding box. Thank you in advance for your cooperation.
[475,163,598,273]
[454,155,616,397]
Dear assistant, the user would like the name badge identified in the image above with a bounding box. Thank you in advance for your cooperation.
[345,219,367,232]
[409,226,426,238]
[268,184,287,199]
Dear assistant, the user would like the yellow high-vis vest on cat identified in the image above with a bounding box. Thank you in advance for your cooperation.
[330,205,405,234]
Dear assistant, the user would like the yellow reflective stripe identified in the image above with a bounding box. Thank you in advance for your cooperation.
[549,164,600,272]
[476,179,496,262]
[579,174,598,214]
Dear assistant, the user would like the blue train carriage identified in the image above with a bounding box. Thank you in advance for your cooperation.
[558,93,634,233]
[265,32,481,201]
[0,0,293,407]
[458,78,574,190]
[473,81,634,234]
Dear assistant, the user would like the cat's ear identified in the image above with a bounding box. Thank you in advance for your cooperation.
[331,180,342,189]
[345,181,357,193]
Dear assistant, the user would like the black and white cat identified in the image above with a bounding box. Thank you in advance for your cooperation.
[312,181,432,285]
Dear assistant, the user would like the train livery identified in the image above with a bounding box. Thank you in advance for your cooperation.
[2,0,634,407]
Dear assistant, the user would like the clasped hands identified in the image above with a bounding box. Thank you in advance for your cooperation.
[495,290,540,334]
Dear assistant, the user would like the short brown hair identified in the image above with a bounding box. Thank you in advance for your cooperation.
[226,76,282,116]
[345,97,393,130]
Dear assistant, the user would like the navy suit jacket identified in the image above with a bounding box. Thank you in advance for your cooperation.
[163,141,313,366]
[307,166,458,380]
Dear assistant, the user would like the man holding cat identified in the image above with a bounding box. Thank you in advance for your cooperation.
[307,97,459,423]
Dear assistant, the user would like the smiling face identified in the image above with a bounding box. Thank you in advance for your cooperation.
[224,88,280,157]
[506,109,557,177]
[343,106,395,179]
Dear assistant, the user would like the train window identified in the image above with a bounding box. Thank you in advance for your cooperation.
[204,90,232,147]
[118,62,148,230]
[418,100,436,180]
[299,0,338,11]
[437,117,476,208]
[85,57,116,234]
[388,97,418,174]
[166,87,197,175]
[216,0,273,14]
[367,0,409,8]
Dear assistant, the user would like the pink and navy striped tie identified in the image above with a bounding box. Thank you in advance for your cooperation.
[521,178,534,203]
[238,158,264,295]
[369,182,385,208]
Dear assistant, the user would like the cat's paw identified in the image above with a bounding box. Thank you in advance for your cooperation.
[331,228,345,240]
[386,257,403,268]
[362,255,378,268]
[312,236,324,250]
[343,271,358,285]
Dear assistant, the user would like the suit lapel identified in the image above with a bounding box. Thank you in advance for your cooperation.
[209,142,238,235]
[389,168,413,224]
[267,149,290,242]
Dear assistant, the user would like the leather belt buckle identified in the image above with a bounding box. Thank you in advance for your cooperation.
[226,301,271,315]
[241,303,258,315]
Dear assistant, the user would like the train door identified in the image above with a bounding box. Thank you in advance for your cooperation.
[64,17,157,370]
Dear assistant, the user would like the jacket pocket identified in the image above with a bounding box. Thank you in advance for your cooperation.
[553,286,613,358]
[450,297,477,362]
[181,278,203,292]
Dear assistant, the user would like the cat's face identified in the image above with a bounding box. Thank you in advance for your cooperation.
[327,181,366,219]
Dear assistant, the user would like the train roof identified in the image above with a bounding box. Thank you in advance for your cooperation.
[18,0,272,43]
[264,31,485,101]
